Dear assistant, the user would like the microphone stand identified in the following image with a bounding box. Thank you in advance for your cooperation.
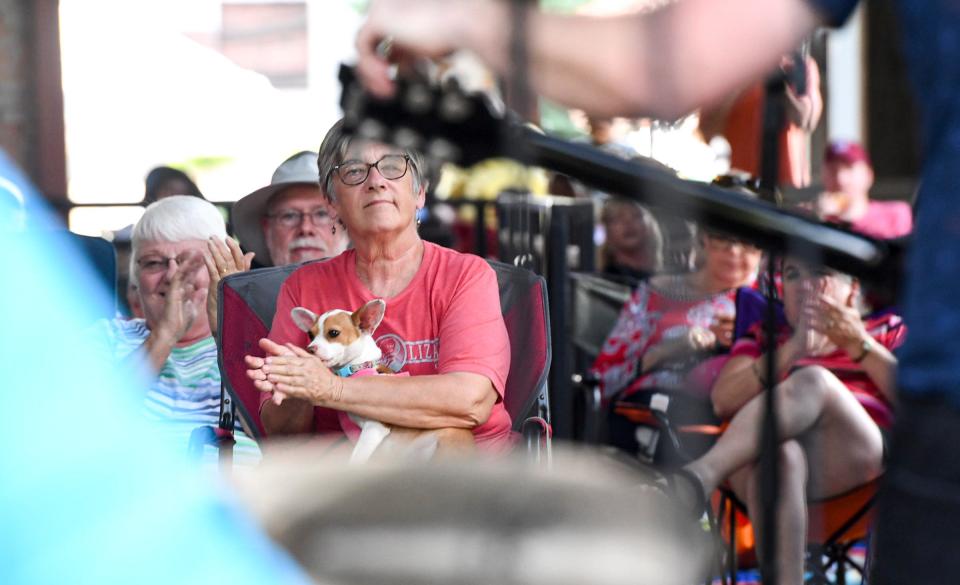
[756,49,809,585]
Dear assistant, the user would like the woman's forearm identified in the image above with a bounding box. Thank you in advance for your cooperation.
[711,357,764,418]
[853,341,899,405]
[712,348,799,418]
[521,0,818,119]
[330,372,497,430]
[132,329,176,374]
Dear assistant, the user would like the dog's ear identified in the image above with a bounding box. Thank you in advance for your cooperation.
[354,299,386,334]
[291,307,319,333]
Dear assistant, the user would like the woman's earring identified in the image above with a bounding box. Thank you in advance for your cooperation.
[332,224,336,235]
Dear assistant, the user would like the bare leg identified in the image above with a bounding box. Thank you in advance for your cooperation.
[728,440,809,585]
[684,366,884,584]
[687,365,883,497]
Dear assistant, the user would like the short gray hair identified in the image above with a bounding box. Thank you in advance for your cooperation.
[317,119,428,203]
[131,195,226,282]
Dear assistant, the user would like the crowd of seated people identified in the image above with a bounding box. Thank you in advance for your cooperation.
[581,141,909,584]
[590,193,764,452]
[204,150,350,336]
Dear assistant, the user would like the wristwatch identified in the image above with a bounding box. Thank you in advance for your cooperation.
[852,338,874,363]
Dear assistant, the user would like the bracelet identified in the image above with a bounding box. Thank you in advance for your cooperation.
[852,338,874,363]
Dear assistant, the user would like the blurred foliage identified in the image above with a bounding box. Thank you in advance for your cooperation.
[348,0,369,13]
[540,98,586,139]
[179,155,232,173]
[541,0,592,13]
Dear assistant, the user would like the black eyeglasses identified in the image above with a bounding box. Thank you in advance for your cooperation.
[333,154,410,186]
[266,208,333,228]
[705,230,759,250]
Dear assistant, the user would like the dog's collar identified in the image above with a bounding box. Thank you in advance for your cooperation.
[334,361,379,377]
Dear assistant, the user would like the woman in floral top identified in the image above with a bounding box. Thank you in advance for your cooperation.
[591,227,763,401]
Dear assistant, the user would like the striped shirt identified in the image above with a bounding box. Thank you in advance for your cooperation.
[92,318,260,465]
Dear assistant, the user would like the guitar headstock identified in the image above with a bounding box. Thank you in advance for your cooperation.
[339,64,512,167]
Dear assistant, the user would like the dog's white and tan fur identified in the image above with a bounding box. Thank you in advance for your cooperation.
[291,299,474,463]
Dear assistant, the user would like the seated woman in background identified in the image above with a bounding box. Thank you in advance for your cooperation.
[91,196,258,463]
[677,258,905,585]
[591,209,763,457]
[597,197,664,286]
[245,120,512,455]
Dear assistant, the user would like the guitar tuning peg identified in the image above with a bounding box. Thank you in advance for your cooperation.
[403,82,434,115]
[439,92,473,123]
[393,127,423,150]
[357,119,387,142]
[342,88,365,127]
[427,138,462,164]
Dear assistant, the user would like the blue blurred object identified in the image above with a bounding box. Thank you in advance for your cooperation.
[0,153,308,584]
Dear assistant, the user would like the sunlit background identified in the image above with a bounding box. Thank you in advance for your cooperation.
[59,0,864,239]
[61,0,364,236]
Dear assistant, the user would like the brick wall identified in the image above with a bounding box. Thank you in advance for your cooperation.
[0,0,66,201]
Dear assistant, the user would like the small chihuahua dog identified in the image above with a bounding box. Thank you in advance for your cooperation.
[291,299,474,463]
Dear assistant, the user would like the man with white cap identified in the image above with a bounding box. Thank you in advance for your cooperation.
[203,151,349,334]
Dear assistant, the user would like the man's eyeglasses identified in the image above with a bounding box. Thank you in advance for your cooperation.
[333,154,410,186]
[267,208,334,228]
[136,253,196,274]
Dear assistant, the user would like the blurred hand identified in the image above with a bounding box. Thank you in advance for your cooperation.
[355,0,506,98]
[687,326,718,352]
[811,292,868,356]
[204,236,254,336]
[784,288,834,359]
[817,191,850,218]
[709,314,735,349]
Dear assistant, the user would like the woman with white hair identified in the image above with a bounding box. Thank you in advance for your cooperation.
[92,196,258,462]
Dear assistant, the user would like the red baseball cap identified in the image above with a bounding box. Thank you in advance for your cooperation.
[824,140,871,166]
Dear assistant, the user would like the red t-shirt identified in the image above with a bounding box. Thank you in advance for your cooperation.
[263,242,512,449]
[849,200,913,240]
[730,313,907,428]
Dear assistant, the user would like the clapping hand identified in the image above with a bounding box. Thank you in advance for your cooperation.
[203,237,254,335]
[245,338,342,407]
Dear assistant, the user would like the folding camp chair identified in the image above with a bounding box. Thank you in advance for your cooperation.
[568,271,632,443]
[62,231,117,321]
[714,478,878,585]
[197,258,552,465]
